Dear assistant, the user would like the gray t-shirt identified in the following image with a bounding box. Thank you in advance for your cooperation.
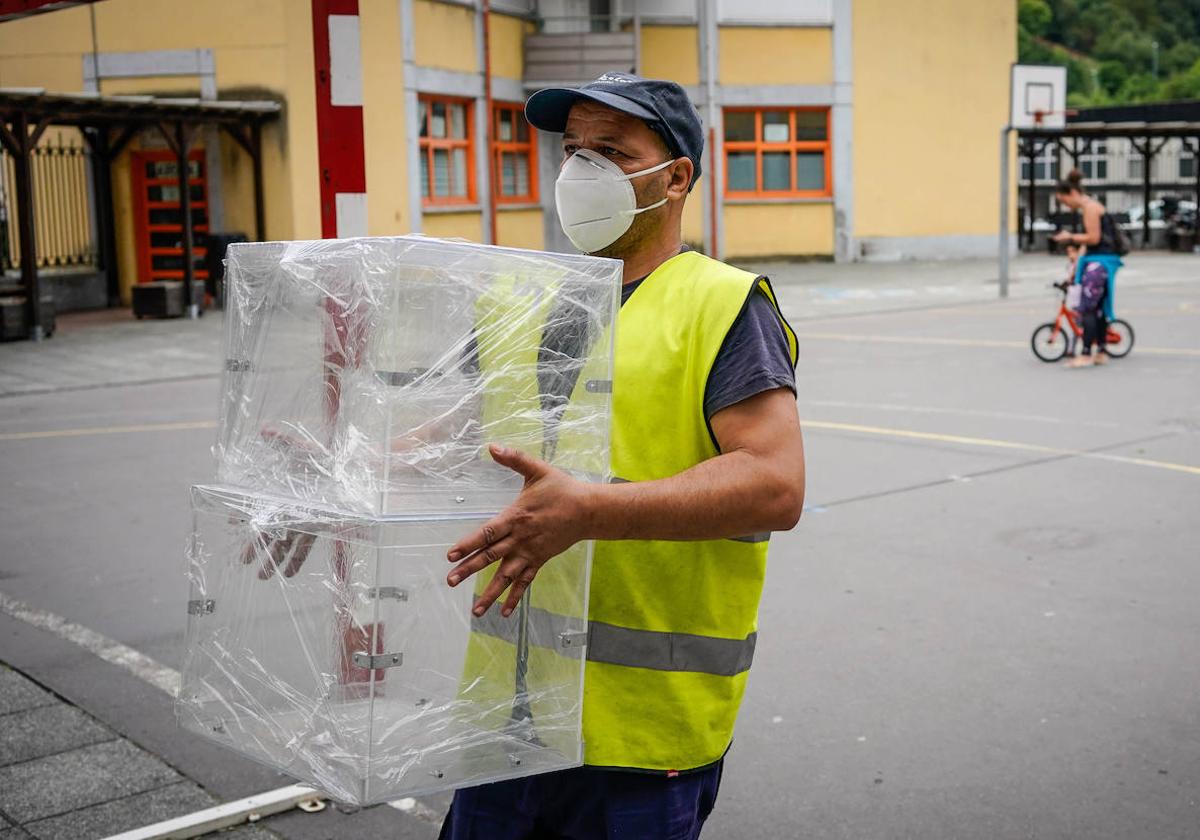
[619,275,797,420]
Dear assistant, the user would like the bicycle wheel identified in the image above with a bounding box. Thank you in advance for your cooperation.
[1104,319,1134,358]
[1031,322,1070,362]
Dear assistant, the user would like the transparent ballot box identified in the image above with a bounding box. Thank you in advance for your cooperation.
[179,485,592,804]
[214,236,622,515]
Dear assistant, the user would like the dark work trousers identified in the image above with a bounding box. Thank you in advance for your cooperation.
[1080,304,1107,355]
[437,760,724,840]
[1078,263,1109,356]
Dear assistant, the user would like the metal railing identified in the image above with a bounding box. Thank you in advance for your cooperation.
[0,130,97,272]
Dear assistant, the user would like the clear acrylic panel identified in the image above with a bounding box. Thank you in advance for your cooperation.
[178,486,381,803]
[215,236,621,515]
[179,486,590,804]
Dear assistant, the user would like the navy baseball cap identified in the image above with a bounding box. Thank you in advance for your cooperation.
[525,72,704,189]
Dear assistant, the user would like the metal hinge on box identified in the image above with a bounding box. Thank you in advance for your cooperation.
[225,358,252,372]
[352,651,403,669]
[558,630,588,650]
[188,599,216,616]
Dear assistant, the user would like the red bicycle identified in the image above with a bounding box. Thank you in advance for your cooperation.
[1030,281,1134,362]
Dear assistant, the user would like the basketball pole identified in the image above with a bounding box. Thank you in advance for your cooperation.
[998,124,1013,298]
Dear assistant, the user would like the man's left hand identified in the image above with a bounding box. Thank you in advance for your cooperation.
[446,444,592,618]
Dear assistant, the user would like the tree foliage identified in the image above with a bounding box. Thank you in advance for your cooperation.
[1018,0,1200,104]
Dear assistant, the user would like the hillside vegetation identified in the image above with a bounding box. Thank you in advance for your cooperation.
[1019,0,1200,105]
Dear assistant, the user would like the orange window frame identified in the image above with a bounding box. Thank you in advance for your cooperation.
[723,107,832,199]
[418,95,476,207]
[130,149,209,285]
[491,102,539,205]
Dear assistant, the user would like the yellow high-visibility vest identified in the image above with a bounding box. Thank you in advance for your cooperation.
[467,250,798,771]
[582,250,797,770]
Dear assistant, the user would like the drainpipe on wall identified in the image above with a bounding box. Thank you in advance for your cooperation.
[700,0,721,260]
[483,0,497,246]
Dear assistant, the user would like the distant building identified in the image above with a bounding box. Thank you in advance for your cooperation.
[0,0,1016,310]
[1018,101,1200,226]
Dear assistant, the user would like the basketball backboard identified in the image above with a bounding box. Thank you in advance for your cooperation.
[1010,64,1068,130]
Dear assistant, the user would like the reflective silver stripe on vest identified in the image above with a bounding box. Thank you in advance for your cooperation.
[609,477,770,545]
[471,604,586,658]
[471,608,756,677]
[587,621,756,677]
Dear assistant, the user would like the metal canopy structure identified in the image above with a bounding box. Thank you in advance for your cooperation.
[1018,118,1200,249]
[0,88,280,340]
[998,100,1200,297]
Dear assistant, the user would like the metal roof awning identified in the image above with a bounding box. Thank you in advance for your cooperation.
[0,87,281,126]
[1008,100,1200,266]
[0,88,281,340]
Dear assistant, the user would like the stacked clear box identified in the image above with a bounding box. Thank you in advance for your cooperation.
[178,237,621,804]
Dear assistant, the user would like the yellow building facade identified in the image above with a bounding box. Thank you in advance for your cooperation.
[0,0,1015,305]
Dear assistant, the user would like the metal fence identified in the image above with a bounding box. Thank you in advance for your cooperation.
[0,130,97,272]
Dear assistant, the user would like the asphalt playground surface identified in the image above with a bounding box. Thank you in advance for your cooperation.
[1,252,1197,839]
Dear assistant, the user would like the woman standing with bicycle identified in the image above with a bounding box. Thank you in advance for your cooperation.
[1052,170,1126,369]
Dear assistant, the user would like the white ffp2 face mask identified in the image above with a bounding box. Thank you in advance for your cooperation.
[554,149,674,254]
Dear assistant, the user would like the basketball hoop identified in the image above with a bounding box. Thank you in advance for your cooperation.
[1011,65,1068,130]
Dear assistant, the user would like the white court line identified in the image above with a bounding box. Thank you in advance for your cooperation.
[801,331,1200,357]
[805,420,1200,477]
[0,589,434,826]
[0,590,181,696]
[806,399,1121,428]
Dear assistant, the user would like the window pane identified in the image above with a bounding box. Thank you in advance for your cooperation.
[433,149,450,196]
[451,148,468,197]
[1097,160,1107,179]
[420,153,430,198]
[794,111,826,141]
[1181,158,1195,179]
[419,104,430,138]
[797,153,825,191]
[450,103,467,139]
[501,152,530,197]
[516,117,529,142]
[498,109,513,142]
[1129,158,1143,179]
[431,101,446,138]
[727,151,756,191]
[725,112,755,142]
[763,152,790,191]
[763,112,789,143]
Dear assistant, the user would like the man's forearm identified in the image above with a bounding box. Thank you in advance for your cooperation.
[584,448,804,542]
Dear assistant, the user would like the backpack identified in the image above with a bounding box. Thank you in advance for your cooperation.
[1104,213,1131,256]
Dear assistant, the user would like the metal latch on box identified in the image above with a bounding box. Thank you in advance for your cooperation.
[558,630,588,650]
[366,586,408,601]
[187,599,215,616]
[352,651,404,669]
[225,359,252,372]
[585,379,613,394]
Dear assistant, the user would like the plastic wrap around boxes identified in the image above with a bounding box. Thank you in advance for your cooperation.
[178,237,621,804]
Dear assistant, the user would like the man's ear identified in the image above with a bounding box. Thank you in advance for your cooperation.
[666,158,694,200]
